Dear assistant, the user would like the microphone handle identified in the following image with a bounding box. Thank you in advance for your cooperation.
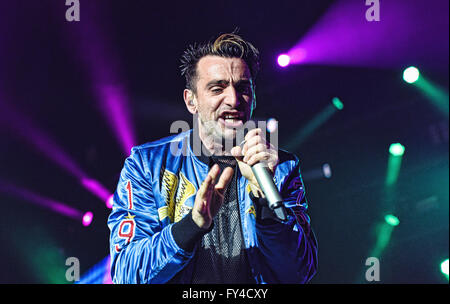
[251,162,287,221]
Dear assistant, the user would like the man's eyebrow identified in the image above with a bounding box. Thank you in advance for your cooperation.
[205,79,229,88]
[205,79,251,88]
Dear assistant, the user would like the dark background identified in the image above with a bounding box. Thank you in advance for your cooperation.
[0,0,448,284]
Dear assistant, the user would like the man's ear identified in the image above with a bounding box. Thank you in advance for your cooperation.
[183,89,197,114]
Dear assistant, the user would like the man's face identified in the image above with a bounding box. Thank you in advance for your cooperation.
[190,55,255,142]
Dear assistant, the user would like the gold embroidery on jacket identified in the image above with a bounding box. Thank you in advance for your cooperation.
[159,170,195,223]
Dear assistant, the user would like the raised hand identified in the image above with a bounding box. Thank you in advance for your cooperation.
[191,164,234,229]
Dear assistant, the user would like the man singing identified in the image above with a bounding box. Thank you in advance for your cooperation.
[108,32,318,284]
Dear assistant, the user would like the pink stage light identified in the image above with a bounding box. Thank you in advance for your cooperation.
[277,54,291,67]
[0,102,86,180]
[0,180,93,227]
[59,4,137,156]
[82,211,94,227]
[81,178,113,209]
[284,0,448,68]
[0,102,112,207]
[98,85,136,155]
[106,193,114,209]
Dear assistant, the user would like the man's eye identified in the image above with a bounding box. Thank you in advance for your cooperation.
[211,87,223,93]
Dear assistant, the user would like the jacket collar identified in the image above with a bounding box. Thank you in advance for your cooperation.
[189,128,211,166]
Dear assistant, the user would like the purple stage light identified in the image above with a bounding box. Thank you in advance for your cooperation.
[81,178,112,208]
[98,85,136,155]
[277,54,291,67]
[0,102,112,207]
[59,3,137,156]
[286,0,448,69]
[82,211,94,227]
[288,48,307,65]
[106,193,114,209]
[0,103,86,180]
[0,180,91,226]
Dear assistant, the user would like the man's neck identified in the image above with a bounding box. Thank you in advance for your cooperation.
[191,123,234,157]
[199,132,233,157]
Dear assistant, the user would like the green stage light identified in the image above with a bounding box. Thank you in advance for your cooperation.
[332,97,344,110]
[384,214,400,226]
[441,259,449,280]
[284,103,337,151]
[389,143,405,156]
[403,66,420,84]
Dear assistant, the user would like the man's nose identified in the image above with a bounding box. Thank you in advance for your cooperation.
[224,86,240,108]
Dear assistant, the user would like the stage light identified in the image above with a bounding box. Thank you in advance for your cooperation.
[59,15,137,156]
[301,163,332,181]
[82,211,94,227]
[284,103,339,151]
[0,180,93,227]
[385,143,405,188]
[366,221,395,267]
[277,54,291,67]
[384,214,400,226]
[389,143,405,156]
[99,85,137,155]
[282,1,447,70]
[81,178,113,208]
[0,103,113,207]
[332,97,344,110]
[106,194,114,209]
[403,66,420,84]
[266,118,278,133]
[0,103,86,180]
[77,255,112,284]
[441,259,449,280]
[414,75,449,119]
[322,163,332,178]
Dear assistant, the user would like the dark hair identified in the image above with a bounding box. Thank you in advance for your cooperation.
[180,32,260,94]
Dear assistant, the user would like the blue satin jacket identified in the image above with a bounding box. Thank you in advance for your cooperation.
[108,130,318,284]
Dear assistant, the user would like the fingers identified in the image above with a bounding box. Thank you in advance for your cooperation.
[242,130,266,155]
[198,164,221,192]
[210,166,234,216]
[234,128,278,169]
[214,167,234,193]
[243,143,269,163]
[230,146,243,161]
[197,175,213,216]
[196,164,219,214]
[244,128,263,142]
[208,163,221,181]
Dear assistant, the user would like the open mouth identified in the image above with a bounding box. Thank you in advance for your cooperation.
[218,112,245,128]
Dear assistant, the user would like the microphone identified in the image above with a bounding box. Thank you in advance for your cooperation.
[251,162,287,222]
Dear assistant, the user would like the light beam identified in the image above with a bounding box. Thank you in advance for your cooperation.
[0,180,93,227]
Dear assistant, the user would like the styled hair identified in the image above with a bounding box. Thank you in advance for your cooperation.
[180,32,260,94]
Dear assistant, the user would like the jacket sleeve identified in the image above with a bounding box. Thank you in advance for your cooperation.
[107,148,194,284]
[254,156,318,283]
